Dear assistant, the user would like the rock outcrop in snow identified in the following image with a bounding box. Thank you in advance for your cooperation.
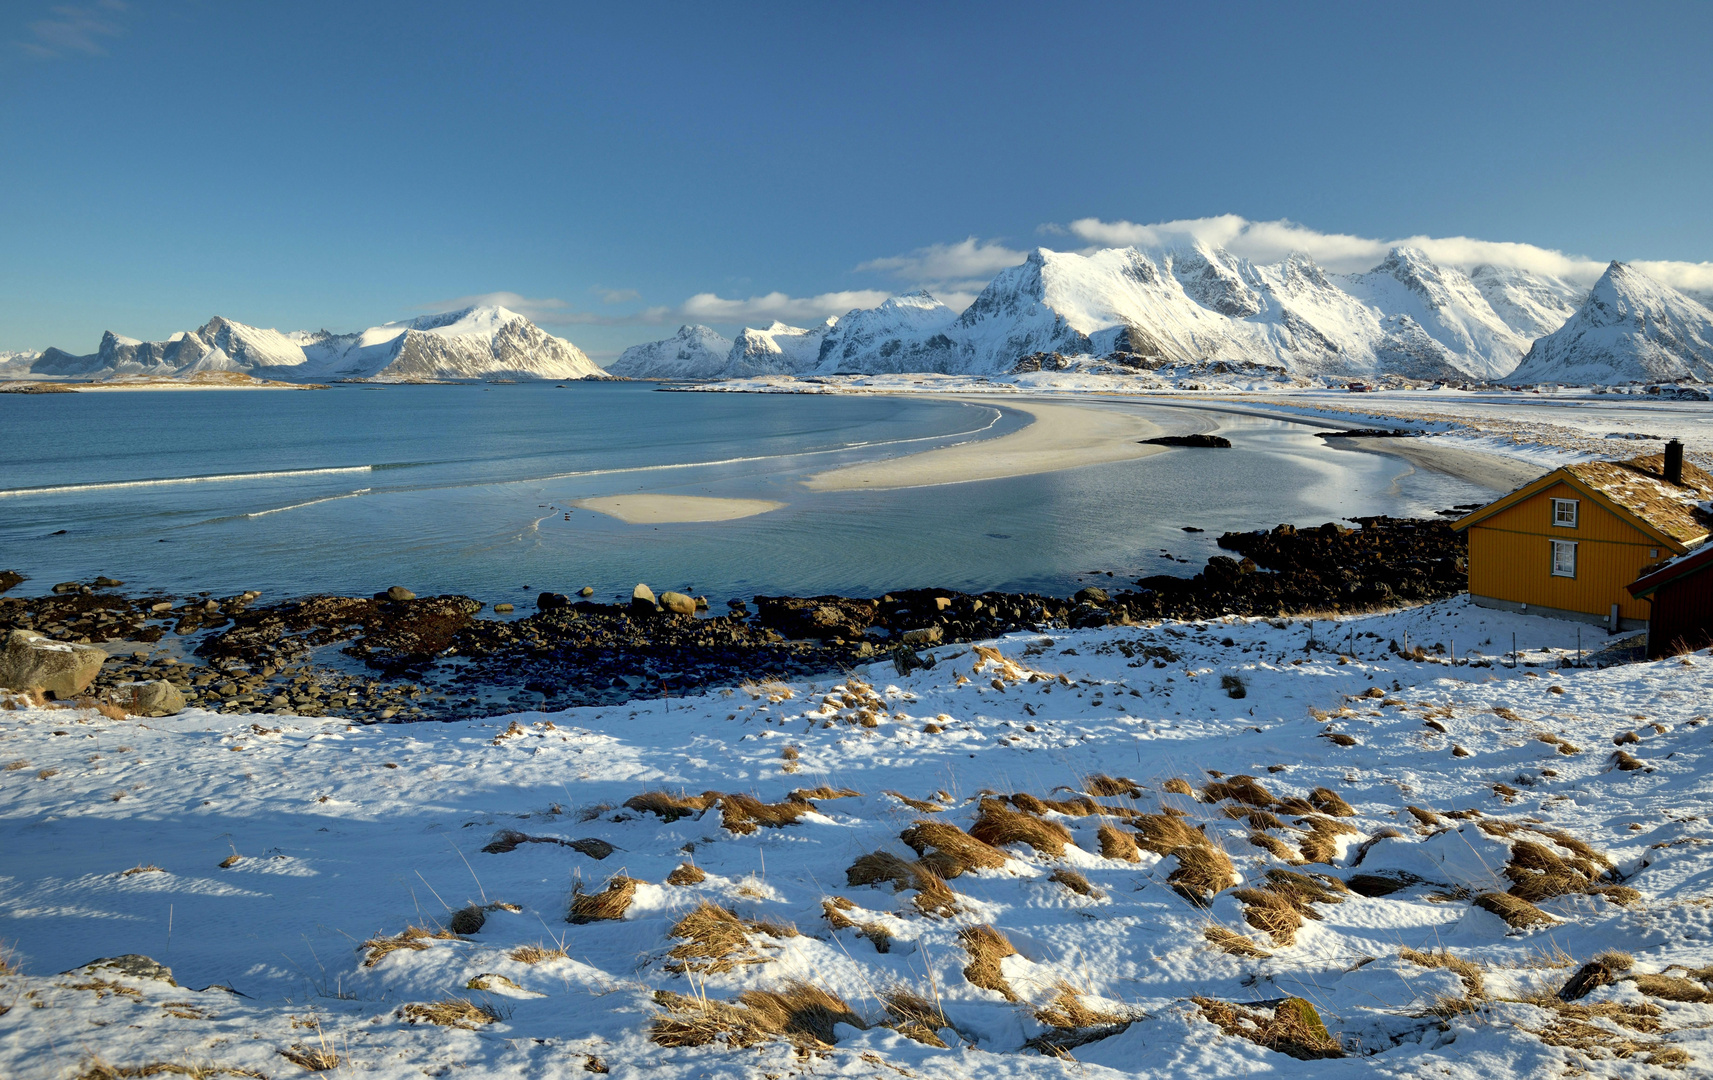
[9,307,604,383]
[1509,262,1713,385]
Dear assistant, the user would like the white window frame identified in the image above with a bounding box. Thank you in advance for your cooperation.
[1551,539,1577,578]
[1551,498,1579,528]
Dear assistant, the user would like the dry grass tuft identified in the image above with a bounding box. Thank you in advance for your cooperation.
[1193,996,1342,1059]
[120,864,166,877]
[1632,973,1713,1003]
[883,790,945,813]
[1049,868,1104,899]
[277,1044,339,1072]
[900,820,1008,876]
[1400,946,1485,997]
[665,862,706,886]
[624,790,714,822]
[665,901,798,973]
[883,989,949,1047]
[361,924,461,967]
[1474,890,1555,928]
[651,981,861,1051]
[508,943,567,965]
[1405,805,1442,826]
[1130,813,1207,856]
[1161,777,1195,796]
[820,900,892,952]
[567,875,642,924]
[397,998,501,1029]
[717,793,814,834]
[3,759,28,771]
[1308,787,1355,816]
[1010,792,1102,817]
[76,1057,267,1079]
[1232,886,1305,945]
[1295,815,1359,864]
[958,924,1019,1001]
[786,785,861,803]
[1098,823,1140,862]
[1168,841,1236,907]
[1202,775,1277,807]
[1249,832,1303,864]
[969,799,1074,855]
[1084,773,1142,798]
[844,850,957,915]
[1204,925,1271,958]
[1035,979,1127,1030]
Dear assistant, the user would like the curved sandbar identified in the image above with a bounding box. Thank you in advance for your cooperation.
[803,398,1167,491]
[574,494,786,523]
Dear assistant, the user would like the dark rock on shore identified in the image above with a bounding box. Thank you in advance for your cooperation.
[0,571,23,595]
[1143,434,1232,448]
[1314,429,1417,439]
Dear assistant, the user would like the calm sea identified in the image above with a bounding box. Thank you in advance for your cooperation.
[0,383,1486,605]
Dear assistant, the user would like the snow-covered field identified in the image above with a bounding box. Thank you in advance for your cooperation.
[4,597,1710,1078]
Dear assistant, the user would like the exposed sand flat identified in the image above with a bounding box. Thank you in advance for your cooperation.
[803,398,1166,491]
[574,494,786,523]
[1323,436,1549,492]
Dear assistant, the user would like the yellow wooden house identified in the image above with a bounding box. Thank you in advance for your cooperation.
[1451,444,1713,632]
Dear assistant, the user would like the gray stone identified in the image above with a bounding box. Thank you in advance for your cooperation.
[0,630,106,698]
[579,586,594,597]
[630,583,657,612]
[494,603,514,613]
[658,591,696,615]
[1074,586,1110,606]
[126,680,186,716]
[900,626,943,646]
[63,954,176,985]
[386,586,416,602]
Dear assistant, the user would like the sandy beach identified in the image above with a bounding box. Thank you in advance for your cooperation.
[803,397,1166,491]
[574,493,786,523]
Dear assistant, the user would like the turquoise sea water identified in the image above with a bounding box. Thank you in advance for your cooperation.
[0,383,1487,604]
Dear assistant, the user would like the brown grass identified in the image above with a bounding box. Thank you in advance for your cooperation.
[969,799,1074,855]
[883,989,950,1047]
[1400,946,1485,997]
[1009,792,1102,817]
[1202,775,1277,807]
[75,1058,266,1079]
[1249,833,1303,863]
[1049,868,1104,899]
[624,790,715,822]
[1295,815,1359,864]
[1098,823,1140,862]
[1161,777,1195,796]
[1204,926,1271,958]
[900,820,1008,875]
[1035,979,1127,1029]
[1232,886,1305,945]
[1632,973,1713,1003]
[958,924,1019,1001]
[844,850,957,915]
[1309,787,1355,816]
[3,759,27,771]
[651,982,861,1051]
[666,862,706,886]
[397,998,501,1029]
[820,900,892,952]
[717,793,814,834]
[567,875,642,924]
[883,790,945,812]
[277,1043,339,1071]
[1168,842,1236,907]
[665,901,798,973]
[120,864,166,877]
[1405,805,1442,826]
[1130,813,1207,856]
[361,924,461,967]
[508,943,567,964]
[1084,773,1142,798]
[1193,996,1342,1059]
[787,785,861,803]
[1474,890,1555,928]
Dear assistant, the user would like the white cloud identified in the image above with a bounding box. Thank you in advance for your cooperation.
[592,286,641,305]
[1061,214,1713,292]
[858,237,1026,282]
[418,291,673,327]
[17,0,126,58]
[681,289,892,325]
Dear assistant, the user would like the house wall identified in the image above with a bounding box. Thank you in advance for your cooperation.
[1467,481,1663,622]
[1646,568,1713,657]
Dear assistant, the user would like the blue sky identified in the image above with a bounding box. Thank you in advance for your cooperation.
[2,0,1710,360]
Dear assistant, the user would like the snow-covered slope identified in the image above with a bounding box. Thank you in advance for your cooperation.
[811,292,959,374]
[607,325,735,379]
[9,307,603,383]
[728,319,836,376]
[1510,262,1713,385]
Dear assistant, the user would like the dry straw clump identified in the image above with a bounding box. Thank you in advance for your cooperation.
[650,982,862,1051]
[1009,792,1103,818]
[1400,946,1486,997]
[665,862,707,886]
[1204,925,1271,958]
[624,790,714,823]
[1084,773,1142,798]
[1034,979,1128,1031]
[1161,778,1196,797]
[1049,868,1104,899]
[508,943,567,965]
[75,1058,267,1080]
[883,790,946,813]
[1294,815,1359,864]
[883,989,950,1047]
[665,901,798,973]
[1097,824,1140,862]
[820,899,893,952]
[900,820,1009,877]
[959,924,1019,1001]
[1233,869,1347,945]
[1169,843,1237,907]
[397,998,501,1029]
[717,793,815,834]
[1474,890,1555,928]
[361,924,461,967]
[1193,996,1342,1060]
[845,850,957,916]
[277,1044,338,1072]
[969,799,1075,856]
[568,875,642,924]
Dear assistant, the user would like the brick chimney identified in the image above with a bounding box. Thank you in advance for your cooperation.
[1665,439,1684,486]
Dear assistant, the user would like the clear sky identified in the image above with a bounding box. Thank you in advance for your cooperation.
[3,0,1710,360]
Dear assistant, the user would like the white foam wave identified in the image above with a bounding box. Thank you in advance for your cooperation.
[0,465,376,498]
[243,489,372,517]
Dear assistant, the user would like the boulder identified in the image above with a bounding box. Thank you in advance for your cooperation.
[630,583,657,613]
[1074,586,1110,606]
[0,630,106,698]
[494,603,514,613]
[579,586,595,597]
[900,626,943,646]
[537,592,570,610]
[0,570,23,594]
[386,586,416,602]
[126,680,186,716]
[62,954,176,986]
[658,591,697,616]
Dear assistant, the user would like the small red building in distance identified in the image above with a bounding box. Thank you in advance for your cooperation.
[1628,543,1713,658]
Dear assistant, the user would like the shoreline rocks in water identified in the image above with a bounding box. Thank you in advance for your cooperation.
[0,517,1468,722]
[1142,434,1232,448]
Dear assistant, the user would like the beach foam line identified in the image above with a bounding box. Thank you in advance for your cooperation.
[242,488,372,517]
[0,464,416,498]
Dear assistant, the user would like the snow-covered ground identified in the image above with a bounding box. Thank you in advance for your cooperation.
[4,597,1710,1078]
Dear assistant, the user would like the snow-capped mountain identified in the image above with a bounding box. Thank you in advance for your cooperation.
[607,325,733,379]
[727,319,836,376]
[7,307,603,382]
[1508,261,1713,385]
[812,292,959,373]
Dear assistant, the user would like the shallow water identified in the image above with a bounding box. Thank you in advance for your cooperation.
[0,383,1486,603]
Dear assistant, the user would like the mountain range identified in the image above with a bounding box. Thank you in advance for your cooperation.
[613,246,1713,385]
[0,306,604,383]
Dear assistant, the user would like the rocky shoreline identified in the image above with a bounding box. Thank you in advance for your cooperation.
[0,516,1467,722]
